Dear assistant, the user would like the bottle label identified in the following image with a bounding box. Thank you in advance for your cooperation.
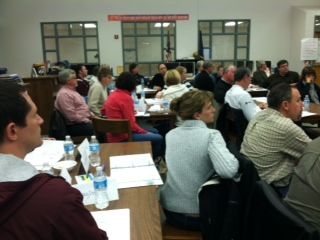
[90,144,100,153]
[94,179,107,190]
[64,144,74,154]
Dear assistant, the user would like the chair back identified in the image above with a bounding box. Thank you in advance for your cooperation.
[92,117,132,142]
[216,103,248,150]
[245,180,320,240]
[48,109,67,140]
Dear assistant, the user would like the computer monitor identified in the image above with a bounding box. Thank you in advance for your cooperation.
[165,62,179,70]
[179,62,195,75]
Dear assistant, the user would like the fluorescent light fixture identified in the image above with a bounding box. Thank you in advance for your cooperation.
[316,23,320,26]
[79,23,97,28]
[225,21,236,26]
[225,21,243,26]
[154,22,170,28]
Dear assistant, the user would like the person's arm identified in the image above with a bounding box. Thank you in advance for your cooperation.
[239,93,261,121]
[57,92,90,123]
[283,123,311,163]
[55,183,108,239]
[88,85,103,116]
[119,97,146,134]
[208,130,239,178]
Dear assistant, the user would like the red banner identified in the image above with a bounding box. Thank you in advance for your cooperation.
[108,14,189,22]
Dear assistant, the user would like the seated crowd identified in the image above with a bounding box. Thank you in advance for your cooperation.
[2,59,320,239]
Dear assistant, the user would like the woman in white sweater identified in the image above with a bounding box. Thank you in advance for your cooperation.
[160,90,239,231]
[155,69,189,101]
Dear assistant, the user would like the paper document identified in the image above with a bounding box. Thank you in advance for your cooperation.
[110,154,163,189]
[77,138,90,173]
[91,209,130,240]
[73,177,119,205]
[145,98,163,105]
[24,140,65,170]
[252,97,267,103]
[302,111,317,118]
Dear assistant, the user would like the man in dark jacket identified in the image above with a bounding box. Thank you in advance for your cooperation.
[267,60,299,89]
[0,79,107,240]
[194,60,215,92]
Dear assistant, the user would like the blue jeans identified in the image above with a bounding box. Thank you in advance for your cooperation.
[132,128,163,158]
[163,209,201,231]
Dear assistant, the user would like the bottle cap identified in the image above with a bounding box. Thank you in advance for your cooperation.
[91,135,96,140]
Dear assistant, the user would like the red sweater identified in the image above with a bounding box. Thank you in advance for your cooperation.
[0,174,107,240]
[104,89,146,142]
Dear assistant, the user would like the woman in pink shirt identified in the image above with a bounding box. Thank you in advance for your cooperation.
[104,72,163,158]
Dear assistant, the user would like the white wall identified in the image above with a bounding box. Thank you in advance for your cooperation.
[0,0,319,77]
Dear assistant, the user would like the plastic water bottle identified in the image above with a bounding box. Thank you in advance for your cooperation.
[89,136,101,167]
[132,92,139,111]
[304,95,310,111]
[93,166,109,209]
[141,78,146,100]
[64,135,74,161]
[41,161,53,174]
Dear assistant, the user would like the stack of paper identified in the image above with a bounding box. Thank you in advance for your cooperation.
[24,140,65,170]
[91,209,130,240]
[110,153,163,189]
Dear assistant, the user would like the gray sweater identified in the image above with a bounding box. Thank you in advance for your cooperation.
[160,120,239,214]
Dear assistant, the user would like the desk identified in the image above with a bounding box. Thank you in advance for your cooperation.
[301,103,320,125]
[74,142,162,240]
[247,87,268,97]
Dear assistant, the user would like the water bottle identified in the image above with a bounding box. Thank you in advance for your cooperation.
[304,95,310,111]
[93,166,109,209]
[140,77,145,100]
[89,136,101,167]
[41,161,53,174]
[64,135,74,161]
[132,92,139,111]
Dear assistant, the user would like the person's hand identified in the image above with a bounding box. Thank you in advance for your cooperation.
[259,102,268,110]
[155,91,163,99]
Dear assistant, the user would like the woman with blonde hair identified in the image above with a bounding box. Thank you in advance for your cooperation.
[160,90,239,230]
[155,69,189,101]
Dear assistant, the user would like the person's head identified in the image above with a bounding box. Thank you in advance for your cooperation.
[196,60,204,73]
[277,60,289,76]
[176,66,187,81]
[164,69,181,86]
[257,61,267,71]
[58,69,77,87]
[217,65,224,77]
[202,61,214,74]
[76,64,88,78]
[158,63,167,76]
[234,67,252,89]
[301,66,316,84]
[268,83,303,121]
[115,71,136,92]
[98,68,113,87]
[129,63,139,75]
[0,80,44,157]
[222,65,236,84]
[170,90,215,123]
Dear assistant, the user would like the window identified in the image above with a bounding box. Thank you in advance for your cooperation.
[198,20,250,67]
[41,22,100,65]
[122,22,176,76]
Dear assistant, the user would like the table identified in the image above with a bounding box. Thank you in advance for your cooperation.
[73,142,162,240]
[301,103,320,125]
[247,86,268,97]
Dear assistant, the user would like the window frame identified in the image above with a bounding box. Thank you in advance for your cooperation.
[41,21,100,65]
[121,21,176,76]
[198,19,250,67]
